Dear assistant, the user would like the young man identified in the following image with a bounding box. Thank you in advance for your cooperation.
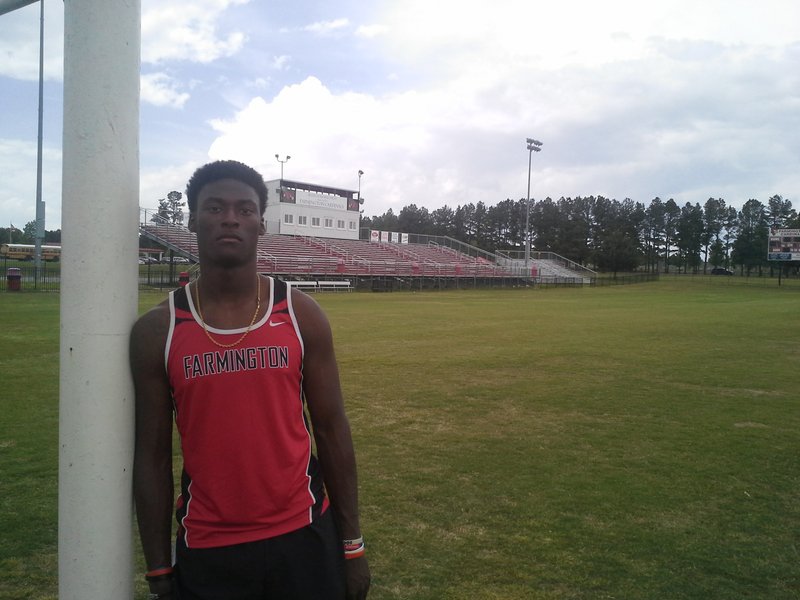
[131,160,370,599]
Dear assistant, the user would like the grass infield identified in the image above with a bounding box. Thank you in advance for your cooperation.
[0,279,798,599]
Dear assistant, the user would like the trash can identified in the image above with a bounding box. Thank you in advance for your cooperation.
[6,267,21,291]
[179,271,190,287]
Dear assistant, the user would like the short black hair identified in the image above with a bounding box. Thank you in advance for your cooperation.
[185,160,268,214]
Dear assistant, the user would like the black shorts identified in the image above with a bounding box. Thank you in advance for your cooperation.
[175,509,345,600]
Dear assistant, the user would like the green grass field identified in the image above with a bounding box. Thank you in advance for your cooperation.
[1,279,798,599]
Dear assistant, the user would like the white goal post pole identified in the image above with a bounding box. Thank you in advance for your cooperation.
[58,0,140,598]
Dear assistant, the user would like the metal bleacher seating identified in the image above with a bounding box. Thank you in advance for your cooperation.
[139,223,518,281]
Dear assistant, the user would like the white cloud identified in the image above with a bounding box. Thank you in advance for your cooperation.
[206,76,529,210]
[141,0,249,64]
[377,0,800,78]
[355,24,389,39]
[205,5,800,217]
[0,138,62,229]
[0,0,64,81]
[303,18,350,35]
[271,55,291,70]
[0,0,252,79]
[248,77,271,90]
[141,73,191,108]
[140,161,199,211]
[2,0,798,229]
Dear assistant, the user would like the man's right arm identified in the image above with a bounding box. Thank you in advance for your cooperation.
[130,304,175,581]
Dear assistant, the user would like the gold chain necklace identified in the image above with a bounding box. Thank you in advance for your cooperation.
[194,276,262,349]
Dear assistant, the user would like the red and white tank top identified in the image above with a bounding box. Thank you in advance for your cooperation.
[166,276,327,548]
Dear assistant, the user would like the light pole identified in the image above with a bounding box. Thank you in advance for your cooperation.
[34,0,45,271]
[275,154,291,180]
[1,0,48,268]
[357,169,364,201]
[525,137,542,273]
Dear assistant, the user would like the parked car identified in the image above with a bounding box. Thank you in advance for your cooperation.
[711,267,734,275]
[162,256,190,264]
[139,256,160,264]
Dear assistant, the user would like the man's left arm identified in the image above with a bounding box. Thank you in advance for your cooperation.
[293,290,371,599]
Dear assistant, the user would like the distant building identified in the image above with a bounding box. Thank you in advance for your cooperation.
[264,179,362,240]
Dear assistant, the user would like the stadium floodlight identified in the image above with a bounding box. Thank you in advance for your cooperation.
[275,154,291,180]
[525,137,543,273]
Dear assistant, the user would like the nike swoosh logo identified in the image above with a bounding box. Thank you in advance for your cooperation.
[269,321,287,327]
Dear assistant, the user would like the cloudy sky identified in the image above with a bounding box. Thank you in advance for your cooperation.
[1,0,799,230]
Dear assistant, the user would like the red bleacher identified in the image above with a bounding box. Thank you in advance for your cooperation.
[140,224,511,278]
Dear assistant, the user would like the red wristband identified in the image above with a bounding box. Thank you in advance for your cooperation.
[344,540,366,560]
[145,566,174,580]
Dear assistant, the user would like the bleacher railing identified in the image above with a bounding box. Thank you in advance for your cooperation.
[139,213,520,279]
[495,250,596,281]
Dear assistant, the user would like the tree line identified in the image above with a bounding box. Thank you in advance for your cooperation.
[362,195,797,275]
[2,192,185,250]
[1,222,61,245]
[3,194,794,276]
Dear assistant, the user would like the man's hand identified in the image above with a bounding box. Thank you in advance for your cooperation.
[147,575,175,599]
[345,556,371,600]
